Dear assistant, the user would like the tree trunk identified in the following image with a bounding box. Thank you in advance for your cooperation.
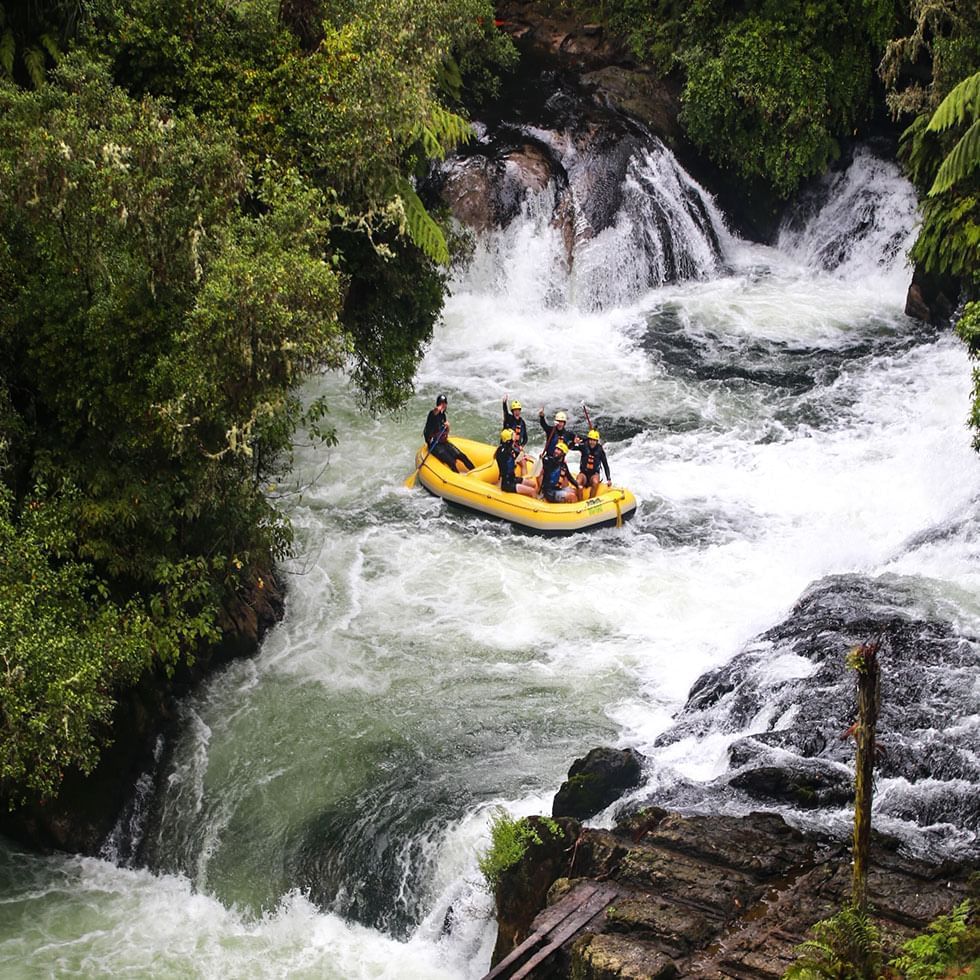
[851,640,880,912]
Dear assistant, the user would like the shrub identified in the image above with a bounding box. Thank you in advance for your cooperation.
[478,811,547,889]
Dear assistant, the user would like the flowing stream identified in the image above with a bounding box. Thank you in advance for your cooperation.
[1,145,978,978]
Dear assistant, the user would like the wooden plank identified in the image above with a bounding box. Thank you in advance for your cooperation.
[509,884,620,979]
[483,882,602,980]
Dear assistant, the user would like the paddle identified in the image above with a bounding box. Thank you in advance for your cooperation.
[404,424,446,489]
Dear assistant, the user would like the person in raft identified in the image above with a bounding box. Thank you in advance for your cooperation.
[502,395,528,447]
[424,394,475,472]
[538,408,580,458]
[424,393,449,444]
[431,425,475,473]
[570,429,611,499]
[497,429,538,497]
[538,441,579,503]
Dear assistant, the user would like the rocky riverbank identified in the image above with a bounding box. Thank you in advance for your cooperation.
[489,568,980,977]
[491,806,976,978]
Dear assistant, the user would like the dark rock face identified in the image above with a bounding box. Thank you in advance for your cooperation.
[905,264,960,325]
[553,747,644,819]
[496,0,631,74]
[491,807,976,978]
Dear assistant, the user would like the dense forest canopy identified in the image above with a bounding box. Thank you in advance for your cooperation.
[0,0,977,808]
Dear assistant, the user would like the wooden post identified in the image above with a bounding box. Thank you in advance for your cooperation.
[848,639,881,912]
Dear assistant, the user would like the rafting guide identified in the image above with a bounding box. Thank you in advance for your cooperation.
[422,393,474,473]
[406,393,635,532]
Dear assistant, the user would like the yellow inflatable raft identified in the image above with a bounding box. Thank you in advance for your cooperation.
[412,437,637,533]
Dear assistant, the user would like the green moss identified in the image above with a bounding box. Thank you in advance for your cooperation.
[477,811,543,890]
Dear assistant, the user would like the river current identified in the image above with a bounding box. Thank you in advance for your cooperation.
[1,147,978,978]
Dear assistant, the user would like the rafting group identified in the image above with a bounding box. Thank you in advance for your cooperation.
[423,393,614,504]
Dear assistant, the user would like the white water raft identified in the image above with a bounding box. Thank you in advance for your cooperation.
[412,437,637,533]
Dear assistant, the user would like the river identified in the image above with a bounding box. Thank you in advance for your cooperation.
[1,145,977,978]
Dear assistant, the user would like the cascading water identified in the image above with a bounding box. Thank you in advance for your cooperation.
[1,136,977,978]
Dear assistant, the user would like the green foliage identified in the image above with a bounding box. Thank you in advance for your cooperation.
[879,0,980,121]
[908,191,980,281]
[926,72,980,195]
[392,177,451,265]
[0,0,514,806]
[784,904,883,980]
[338,229,447,413]
[0,56,332,581]
[478,811,545,889]
[586,0,894,196]
[602,0,688,71]
[0,483,210,805]
[681,16,867,197]
[955,302,980,451]
[890,900,977,980]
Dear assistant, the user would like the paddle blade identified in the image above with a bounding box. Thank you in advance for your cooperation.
[404,468,419,489]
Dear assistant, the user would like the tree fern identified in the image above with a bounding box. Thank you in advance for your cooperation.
[412,104,474,162]
[899,114,943,190]
[928,73,980,133]
[0,28,13,77]
[38,32,61,65]
[927,72,980,195]
[22,43,45,87]
[929,119,980,195]
[391,174,450,266]
[390,105,472,264]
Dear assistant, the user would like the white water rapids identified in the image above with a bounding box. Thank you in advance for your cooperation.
[2,147,978,978]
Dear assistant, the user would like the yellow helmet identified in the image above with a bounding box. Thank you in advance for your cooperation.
[588,429,600,441]
[510,400,522,410]
[555,441,569,454]
[500,428,513,442]
[554,411,568,422]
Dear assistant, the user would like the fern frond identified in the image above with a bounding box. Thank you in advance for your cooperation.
[900,115,947,191]
[22,43,45,87]
[413,104,475,162]
[437,54,463,101]
[927,72,980,133]
[38,33,61,64]
[929,119,980,195]
[0,28,14,77]
[392,175,450,265]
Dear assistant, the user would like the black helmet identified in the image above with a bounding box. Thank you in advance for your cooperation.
[436,393,447,405]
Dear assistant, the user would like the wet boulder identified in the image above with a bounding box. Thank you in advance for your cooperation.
[648,574,980,850]
[553,746,644,819]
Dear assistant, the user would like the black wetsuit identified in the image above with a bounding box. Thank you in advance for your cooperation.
[502,400,528,447]
[424,408,448,445]
[538,415,578,458]
[432,438,475,472]
[494,442,519,492]
[541,455,575,502]
[572,442,610,482]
